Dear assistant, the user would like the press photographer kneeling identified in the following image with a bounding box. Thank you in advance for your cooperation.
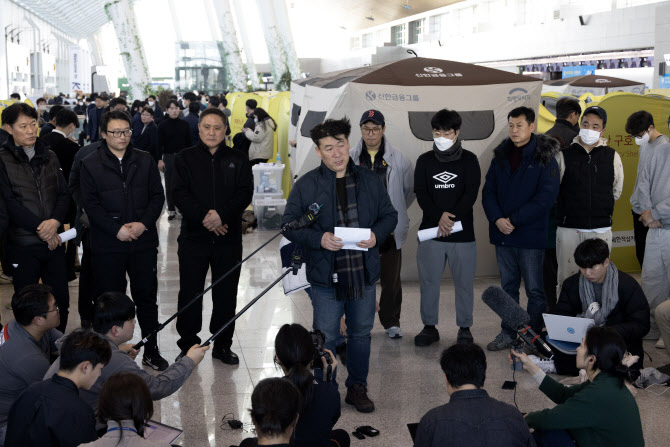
[510,326,644,447]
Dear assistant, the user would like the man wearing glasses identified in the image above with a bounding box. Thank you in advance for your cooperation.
[414,110,481,347]
[80,110,167,371]
[350,110,414,340]
[0,284,62,444]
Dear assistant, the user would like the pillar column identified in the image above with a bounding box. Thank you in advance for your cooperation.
[255,0,287,89]
[0,0,9,99]
[104,0,151,100]
[273,0,302,80]
[233,0,260,90]
[210,0,247,92]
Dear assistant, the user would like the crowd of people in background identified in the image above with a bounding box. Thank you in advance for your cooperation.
[0,88,668,447]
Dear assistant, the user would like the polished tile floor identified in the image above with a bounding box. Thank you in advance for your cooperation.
[1,211,669,447]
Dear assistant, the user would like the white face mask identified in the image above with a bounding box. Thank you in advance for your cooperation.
[254,118,259,123]
[634,132,650,146]
[78,101,83,105]
[147,100,154,107]
[38,105,46,111]
[579,128,601,146]
[434,136,454,152]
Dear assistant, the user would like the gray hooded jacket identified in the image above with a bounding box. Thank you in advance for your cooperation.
[350,137,415,249]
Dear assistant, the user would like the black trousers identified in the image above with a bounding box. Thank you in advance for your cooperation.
[632,210,648,268]
[543,248,558,310]
[77,229,101,323]
[176,241,242,353]
[92,247,159,351]
[9,244,70,332]
[377,236,402,329]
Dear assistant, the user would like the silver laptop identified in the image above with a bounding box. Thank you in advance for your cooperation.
[543,314,595,344]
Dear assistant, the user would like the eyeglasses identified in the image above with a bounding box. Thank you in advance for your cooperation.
[432,130,456,138]
[106,129,132,138]
[44,304,59,316]
[361,126,383,135]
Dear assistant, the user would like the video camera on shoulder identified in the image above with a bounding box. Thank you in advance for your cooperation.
[309,329,332,369]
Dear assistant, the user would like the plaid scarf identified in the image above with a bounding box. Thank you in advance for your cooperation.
[334,164,366,301]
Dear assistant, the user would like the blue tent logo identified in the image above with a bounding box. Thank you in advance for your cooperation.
[567,327,575,334]
[366,91,376,101]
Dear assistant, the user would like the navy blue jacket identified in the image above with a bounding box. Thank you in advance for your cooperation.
[282,161,398,288]
[184,112,200,146]
[86,104,104,142]
[482,134,560,249]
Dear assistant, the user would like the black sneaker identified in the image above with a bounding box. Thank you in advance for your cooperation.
[174,350,188,363]
[457,327,474,344]
[414,326,440,347]
[168,211,176,221]
[142,349,169,371]
[336,342,347,366]
[212,347,239,365]
[345,383,375,413]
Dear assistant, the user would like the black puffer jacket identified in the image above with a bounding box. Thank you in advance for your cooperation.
[282,161,398,288]
[80,141,165,254]
[0,137,69,247]
[552,270,650,368]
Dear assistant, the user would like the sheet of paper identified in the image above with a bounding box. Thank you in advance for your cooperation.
[58,228,77,243]
[417,221,463,242]
[334,227,371,251]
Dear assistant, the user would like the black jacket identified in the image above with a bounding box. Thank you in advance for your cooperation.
[40,131,79,182]
[291,378,341,447]
[68,142,101,244]
[5,374,97,447]
[173,142,253,247]
[552,271,650,367]
[282,161,398,288]
[157,116,191,157]
[136,121,160,163]
[40,122,55,137]
[80,141,165,254]
[415,145,481,243]
[545,119,579,147]
[0,137,69,247]
[414,389,535,447]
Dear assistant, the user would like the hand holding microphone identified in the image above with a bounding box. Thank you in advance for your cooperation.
[509,349,540,375]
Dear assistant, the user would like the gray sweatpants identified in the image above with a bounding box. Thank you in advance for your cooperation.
[417,239,476,328]
[642,228,670,334]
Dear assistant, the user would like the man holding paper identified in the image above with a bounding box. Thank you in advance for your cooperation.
[282,117,397,413]
[482,107,560,352]
[414,110,481,347]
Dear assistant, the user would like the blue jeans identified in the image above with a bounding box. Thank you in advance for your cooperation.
[495,246,546,338]
[305,287,345,347]
[533,430,576,447]
[311,283,376,388]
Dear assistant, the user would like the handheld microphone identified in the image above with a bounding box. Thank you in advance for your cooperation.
[281,203,322,232]
[482,286,553,356]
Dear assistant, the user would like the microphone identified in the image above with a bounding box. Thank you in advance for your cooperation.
[482,286,553,356]
[281,203,322,232]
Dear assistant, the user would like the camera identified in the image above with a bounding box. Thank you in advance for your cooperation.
[309,329,332,368]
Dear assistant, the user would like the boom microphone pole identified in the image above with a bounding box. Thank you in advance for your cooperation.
[203,249,304,346]
[133,204,321,350]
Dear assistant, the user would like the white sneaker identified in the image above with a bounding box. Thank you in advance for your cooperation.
[528,355,556,374]
[656,338,665,349]
[386,326,403,339]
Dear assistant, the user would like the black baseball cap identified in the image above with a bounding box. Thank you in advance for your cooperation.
[360,110,385,126]
[583,106,607,128]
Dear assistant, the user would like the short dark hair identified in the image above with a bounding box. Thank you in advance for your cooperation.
[440,343,487,389]
[221,97,228,107]
[3,103,38,126]
[98,372,153,437]
[55,109,79,129]
[36,98,46,105]
[246,99,258,109]
[10,93,21,100]
[310,117,351,147]
[208,96,221,108]
[555,98,582,120]
[109,97,127,109]
[250,378,301,438]
[508,106,535,124]
[166,99,180,110]
[92,292,136,335]
[59,329,112,371]
[625,111,655,137]
[574,238,610,269]
[188,101,200,114]
[100,110,132,133]
[200,108,228,127]
[140,106,154,116]
[48,105,64,121]
[585,326,631,387]
[182,92,197,102]
[431,109,462,132]
[11,284,53,326]
[147,95,157,101]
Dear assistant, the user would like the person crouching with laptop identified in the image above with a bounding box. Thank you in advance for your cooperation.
[511,326,644,447]
[549,238,649,375]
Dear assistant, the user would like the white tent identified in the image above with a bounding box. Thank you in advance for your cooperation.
[290,57,543,279]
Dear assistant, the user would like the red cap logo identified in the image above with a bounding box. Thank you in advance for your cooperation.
[368,110,374,117]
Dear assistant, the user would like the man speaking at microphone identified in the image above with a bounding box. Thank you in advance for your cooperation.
[172,108,253,364]
[283,118,397,413]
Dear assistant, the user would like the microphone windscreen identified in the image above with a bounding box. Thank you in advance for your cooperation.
[482,286,530,330]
